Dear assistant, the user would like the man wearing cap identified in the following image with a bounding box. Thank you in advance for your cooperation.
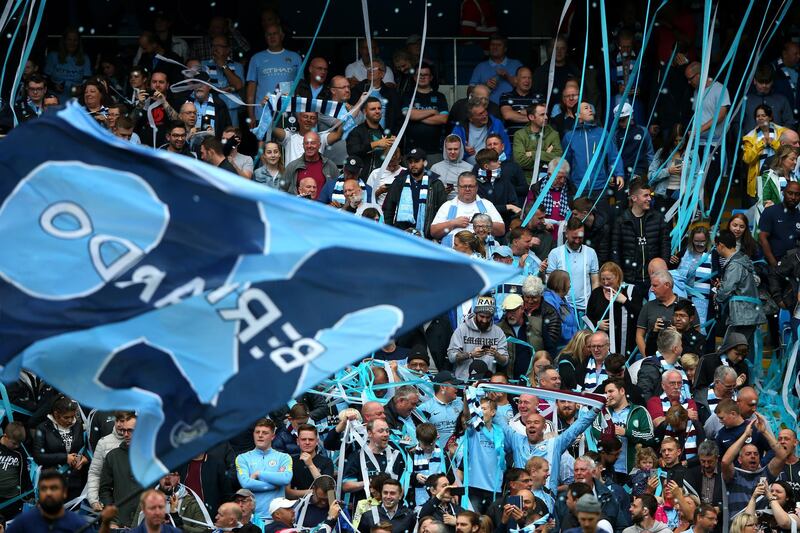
[492,245,514,264]
[564,493,614,533]
[693,332,750,390]
[383,148,447,238]
[284,131,340,198]
[235,418,293,520]
[447,296,509,380]
[267,496,341,533]
[419,372,464,449]
[612,102,654,181]
[498,294,534,381]
[215,501,260,533]
[235,488,266,532]
[317,156,374,206]
[430,172,505,246]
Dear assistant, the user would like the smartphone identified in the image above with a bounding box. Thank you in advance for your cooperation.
[509,495,523,509]
[449,487,466,497]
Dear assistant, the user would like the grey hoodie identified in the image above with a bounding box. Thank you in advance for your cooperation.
[430,134,474,200]
[622,522,673,533]
[447,313,509,379]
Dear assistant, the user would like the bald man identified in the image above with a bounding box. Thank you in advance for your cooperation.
[323,400,385,452]
[777,429,800,500]
[736,387,759,420]
[215,502,253,531]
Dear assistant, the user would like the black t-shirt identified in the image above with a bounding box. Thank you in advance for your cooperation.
[290,454,335,491]
[217,159,237,173]
[403,90,449,154]
[499,90,544,136]
[0,444,22,498]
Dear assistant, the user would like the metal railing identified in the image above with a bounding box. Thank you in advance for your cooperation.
[45,34,552,104]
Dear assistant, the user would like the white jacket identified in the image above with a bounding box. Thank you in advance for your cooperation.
[87,430,124,505]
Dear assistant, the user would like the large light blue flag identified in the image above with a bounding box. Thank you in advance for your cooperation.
[0,103,514,484]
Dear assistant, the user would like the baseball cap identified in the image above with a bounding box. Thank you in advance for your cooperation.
[576,494,602,514]
[492,245,513,258]
[468,359,491,381]
[613,102,633,118]
[433,370,461,384]
[406,147,427,161]
[344,156,364,174]
[268,497,296,515]
[502,294,524,310]
[234,489,255,500]
[473,295,496,316]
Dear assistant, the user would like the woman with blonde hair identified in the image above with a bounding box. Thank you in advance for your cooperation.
[585,261,641,358]
[730,513,759,533]
[555,329,591,390]
[453,230,486,259]
[757,144,799,220]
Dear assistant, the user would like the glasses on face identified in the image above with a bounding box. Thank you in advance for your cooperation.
[588,343,609,349]
[459,185,477,190]
[119,428,134,434]
[28,86,45,92]
[473,224,491,229]
[170,133,187,139]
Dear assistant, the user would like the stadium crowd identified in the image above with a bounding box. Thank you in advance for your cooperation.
[1,2,800,533]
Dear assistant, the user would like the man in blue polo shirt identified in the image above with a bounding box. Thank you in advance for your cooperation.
[246,23,301,126]
[418,371,464,448]
[469,35,523,105]
[759,180,800,267]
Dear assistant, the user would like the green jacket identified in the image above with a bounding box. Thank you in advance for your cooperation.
[512,124,563,182]
[590,403,655,471]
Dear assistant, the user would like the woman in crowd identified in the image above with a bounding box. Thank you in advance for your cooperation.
[730,514,759,533]
[649,123,688,212]
[757,144,799,213]
[743,104,786,203]
[471,213,498,257]
[556,329,591,391]
[32,396,88,501]
[746,480,800,533]
[254,141,285,188]
[585,261,641,357]
[81,80,112,125]
[453,230,486,259]
[44,28,92,101]
[544,270,578,350]
[674,226,713,331]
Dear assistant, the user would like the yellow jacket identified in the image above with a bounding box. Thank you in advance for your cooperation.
[742,124,786,197]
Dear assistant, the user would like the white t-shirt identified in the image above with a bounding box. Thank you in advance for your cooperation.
[431,196,503,233]
[366,165,405,206]
[695,80,731,146]
[545,244,599,310]
[231,152,254,175]
[282,130,331,165]
[344,59,396,84]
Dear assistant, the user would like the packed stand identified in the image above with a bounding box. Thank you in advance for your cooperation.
[2,3,800,533]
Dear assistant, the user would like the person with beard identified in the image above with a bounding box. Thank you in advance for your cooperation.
[8,469,115,532]
[142,472,207,532]
[446,296,509,380]
[100,415,143,527]
[384,148,447,238]
[159,122,197,158]
[472,148,521,227]
[591,379,655,475]
[623,495,673,533]
[88,411,137,513]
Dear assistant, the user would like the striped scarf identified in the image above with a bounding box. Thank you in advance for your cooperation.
[395,174,429,233]
[583,357,607,391]
[540,184,571,219]
[660,393,698,459]
[196,94,216,131]
[255,93,357,141]
[465,386,487,430]
[615,51,637,86]
[331,175,366,204]
[412,445,445,475]
[777,58,797,93]
[756,124,778,171]
[657,353,691,400]
[706,387,737,410]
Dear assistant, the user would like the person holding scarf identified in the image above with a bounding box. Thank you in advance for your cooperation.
[383,148,448,238]
[757,144,800,215]
[646,370,700,458]
[586,262,641,358]
[530,158,575,243]
[744,104,787,204]
[409,424,449,509]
